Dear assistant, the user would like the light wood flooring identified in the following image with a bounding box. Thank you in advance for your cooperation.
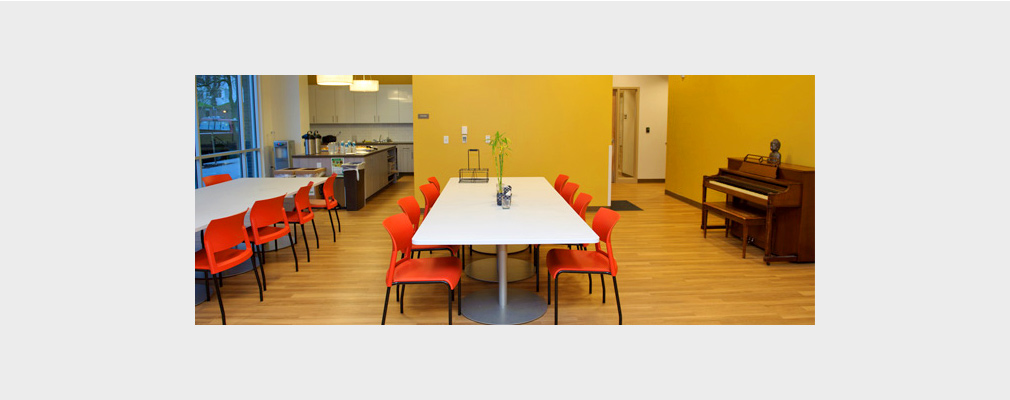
[195,175,814,325]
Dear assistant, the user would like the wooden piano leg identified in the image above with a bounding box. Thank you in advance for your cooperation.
[742,223,748,258]
[764,207,774,265]
[702,205,708,238]
[725,219,730,238]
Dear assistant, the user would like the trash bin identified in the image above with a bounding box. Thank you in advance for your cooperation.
[342,162,365,211]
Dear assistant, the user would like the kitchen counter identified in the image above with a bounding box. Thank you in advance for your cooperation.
[292,145,398,207]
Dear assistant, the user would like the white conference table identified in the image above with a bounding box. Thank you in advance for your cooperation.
[412,177,598,324]
[195,177,324,232]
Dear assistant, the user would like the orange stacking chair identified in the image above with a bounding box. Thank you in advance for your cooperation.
[553,174,569,193]
[546,207,623,325]
[381,213,462,325]
[559,182,579,208]
[419,183,440,219]
[533,192,594,292]
[202,174,232,187]
[427,176,441,193]
[286,182,318,263]
[309,173,342,241]
[397,196,462,261]
[195,209,261,325]
[248,194,299,286]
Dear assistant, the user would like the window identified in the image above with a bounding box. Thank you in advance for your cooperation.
[195,75,261,187]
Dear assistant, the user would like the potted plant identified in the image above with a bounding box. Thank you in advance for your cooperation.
[488,131,511,205]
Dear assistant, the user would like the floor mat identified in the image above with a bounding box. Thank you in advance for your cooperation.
[609,200,643,211]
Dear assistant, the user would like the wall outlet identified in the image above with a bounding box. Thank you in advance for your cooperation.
[462,126,468,135]
[485,135,491,144]
[443,136,449,144]
[462,135,467,144]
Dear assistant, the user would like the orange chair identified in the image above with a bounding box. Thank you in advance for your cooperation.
[533,192,594,292]
[559,182,579,208]
[546,207,622,325]
[248,194,299,286]
[202,174,232,187]
[553,174,569,193]
[309,173,342,241]
[397,196,462,262]
[419,183,440,219]
[287,182,318,263]
[381,213,462,325]
[427,176,441,193]
[195,209,261,325]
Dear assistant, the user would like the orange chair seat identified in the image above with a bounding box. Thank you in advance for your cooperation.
[413,244,459,256]
[308,198,336,209]
[195,248,251,275]
[546,249,611,279]
[247,226,289,245]
[392,257,462,289]
[286,210,313,224]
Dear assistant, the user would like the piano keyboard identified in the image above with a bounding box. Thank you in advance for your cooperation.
[708,181,768,201]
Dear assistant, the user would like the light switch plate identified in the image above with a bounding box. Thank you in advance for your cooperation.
[485,135,491,144]
[462,126,468,135]
[443,136,449,144]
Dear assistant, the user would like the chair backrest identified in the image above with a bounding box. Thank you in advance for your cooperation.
[554,174,569,193]
[419,183,439,218]
[397,196,424,232]
[322,173,339,207]
[249,194,289,241]
[382,213,415,287]
[591,207,621,276]
[427,177,441,193]
[560,182,579,207]
[202,174,232,187]
[573,192,592,221]
[290,182,314,222]
[203,209,252,272]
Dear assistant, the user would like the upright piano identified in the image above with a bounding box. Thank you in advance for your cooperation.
[702,157,815,264]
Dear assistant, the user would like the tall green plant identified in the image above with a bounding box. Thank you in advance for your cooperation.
[488,131,511,191]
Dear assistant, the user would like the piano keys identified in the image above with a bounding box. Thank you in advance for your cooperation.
[702,157,815,264]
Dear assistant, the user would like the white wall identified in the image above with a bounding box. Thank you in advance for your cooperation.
[613,75,668,180]
[258,75,309,174]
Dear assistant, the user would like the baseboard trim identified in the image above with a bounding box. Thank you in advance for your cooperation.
[665,190,701,209]
[638,179,665,183]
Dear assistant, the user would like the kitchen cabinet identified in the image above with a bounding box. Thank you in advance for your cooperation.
[396,144,413,173]
[310,86,355,123]
[311,84,412,124]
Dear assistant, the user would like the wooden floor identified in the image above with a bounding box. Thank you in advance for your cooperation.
[195,175,814,325]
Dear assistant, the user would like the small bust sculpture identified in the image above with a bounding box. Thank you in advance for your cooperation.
[768,139,782,164]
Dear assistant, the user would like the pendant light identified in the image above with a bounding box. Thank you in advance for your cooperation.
[349,75,379,92]
[316,75,352,86]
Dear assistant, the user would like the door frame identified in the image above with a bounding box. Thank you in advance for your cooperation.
[612,87,640,183]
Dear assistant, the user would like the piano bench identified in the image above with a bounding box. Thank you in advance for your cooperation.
[702,202,766,259]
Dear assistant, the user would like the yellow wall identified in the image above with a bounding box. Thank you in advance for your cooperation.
[665,75,815,204]
[413,75,612,206]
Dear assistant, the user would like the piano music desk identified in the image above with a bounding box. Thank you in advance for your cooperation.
[702,202,766,259]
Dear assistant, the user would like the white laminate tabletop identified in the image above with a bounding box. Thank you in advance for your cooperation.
[194,177,323,231]
[412,177,597,246]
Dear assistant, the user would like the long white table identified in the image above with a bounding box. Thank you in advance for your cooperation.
[412,177,598,324]
[195,177,324,231]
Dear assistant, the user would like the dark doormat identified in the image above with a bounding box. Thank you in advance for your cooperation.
[609,200,642,211]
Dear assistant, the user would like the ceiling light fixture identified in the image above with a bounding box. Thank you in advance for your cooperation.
[316,75,353,86]
[349,75,379,92]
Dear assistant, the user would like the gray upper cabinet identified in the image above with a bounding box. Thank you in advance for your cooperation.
[311,84,413,124]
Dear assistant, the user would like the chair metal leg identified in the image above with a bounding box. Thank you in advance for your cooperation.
[334,207,341,232]
[288,231,299,272]
[300,224,310,263]
[251,255,263,301]
[547,272,551,305]
[554,276,560,325]
[612,276,622,325]
[326,209,336,241]
[457,278,462,316]
[601,273,606,303]
[213,273,226,325]
[448,285,453,325]
[400,284,405,314]
[203,271,210,303]
[381,287,391,325]
[311,219,319,249]
[588,274,592,294]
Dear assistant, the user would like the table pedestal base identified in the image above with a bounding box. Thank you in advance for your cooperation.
[461,288,547,324]
[465,258,534,282]
[471,244,529,255]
